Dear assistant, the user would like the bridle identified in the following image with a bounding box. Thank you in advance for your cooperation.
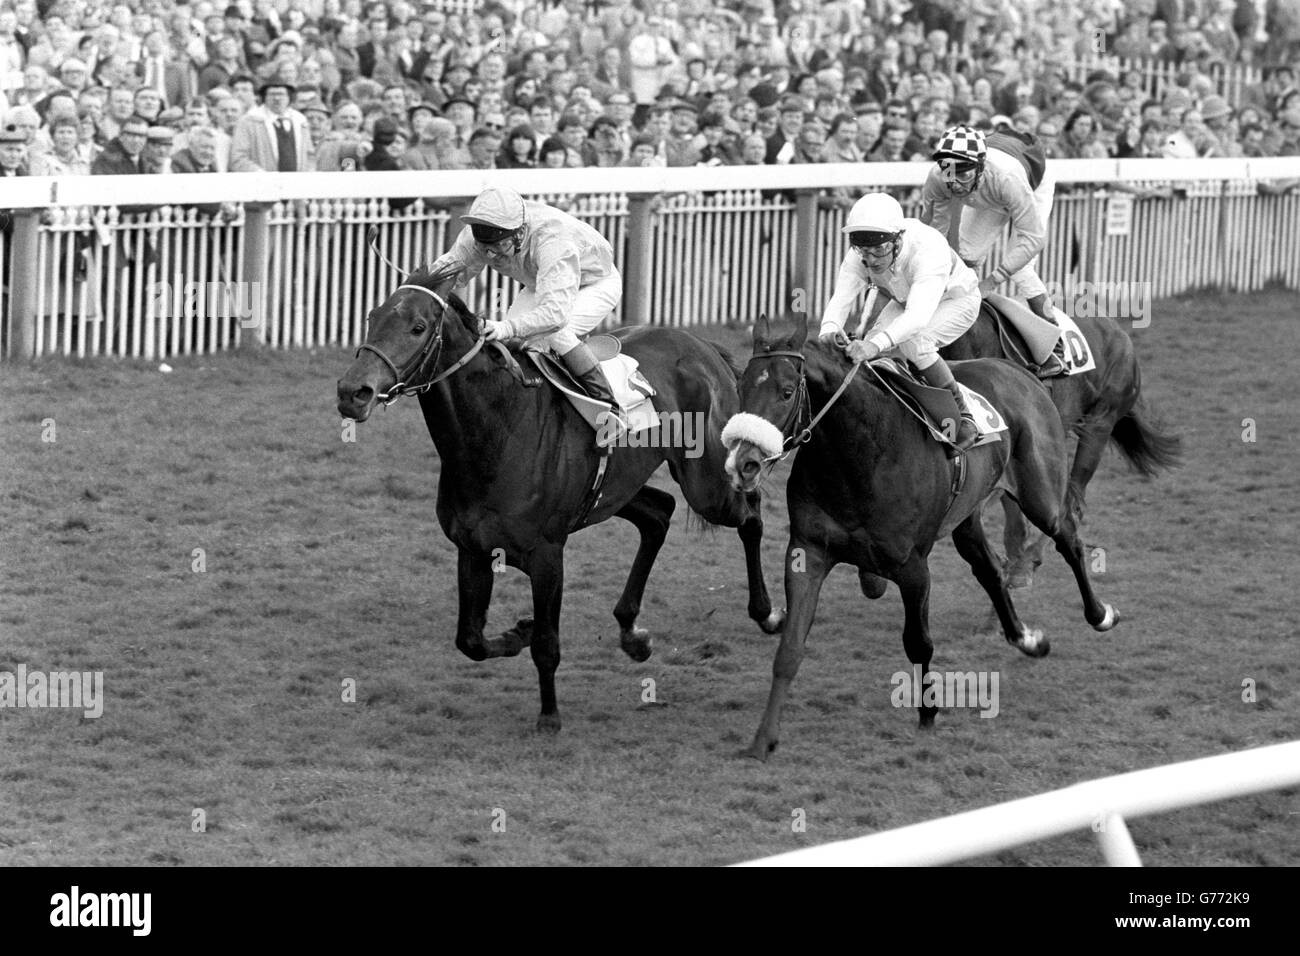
[355,283,487,405]
[745,338,863,465]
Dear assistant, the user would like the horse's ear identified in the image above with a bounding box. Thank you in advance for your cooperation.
[791,314,809,350]
[754,313,770,351]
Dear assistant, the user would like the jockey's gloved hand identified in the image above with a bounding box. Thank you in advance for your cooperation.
[818,327,848,349]
[846,339,881,364]
[482,319,511,342]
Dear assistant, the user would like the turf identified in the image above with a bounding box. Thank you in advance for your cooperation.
[0,286,1296,866]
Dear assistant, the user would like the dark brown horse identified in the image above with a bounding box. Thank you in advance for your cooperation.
[336,267,784,732]
[941,302,1181,587]
[724,315,1119,760]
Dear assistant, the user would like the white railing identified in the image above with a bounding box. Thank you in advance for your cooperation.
[2,159,1298,359]
[736,740,1300,866]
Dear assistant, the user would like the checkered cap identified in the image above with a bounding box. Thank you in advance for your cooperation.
[932,125,986,164]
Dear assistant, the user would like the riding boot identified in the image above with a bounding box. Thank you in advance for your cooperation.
[1026,293,1066,377]
[561,342,623,417]
[918,358,980,456]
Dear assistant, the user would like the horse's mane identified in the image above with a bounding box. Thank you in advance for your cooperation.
[403,263,479,331]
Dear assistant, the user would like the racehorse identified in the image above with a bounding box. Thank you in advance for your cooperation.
[723,314,1119,760]
[336,266,785,733]
[941,303,1181,588]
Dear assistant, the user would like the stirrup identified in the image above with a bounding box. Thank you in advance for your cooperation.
[1036,352,1066,378]
[947,419,979,457]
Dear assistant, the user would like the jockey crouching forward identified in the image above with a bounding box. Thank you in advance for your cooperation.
[818,192,982,454]
[430,185,626,422]
[921,124,1065,377]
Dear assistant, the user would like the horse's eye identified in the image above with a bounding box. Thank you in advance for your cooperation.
[782,386,795,400]
[412,323,426,335]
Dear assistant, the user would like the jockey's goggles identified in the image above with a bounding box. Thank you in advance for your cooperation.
[938,158,980,183]
[848,230,899,249]
[470,223,518,246]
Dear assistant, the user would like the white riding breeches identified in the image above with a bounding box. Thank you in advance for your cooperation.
[507,270,623,355]
[877,288,980,370]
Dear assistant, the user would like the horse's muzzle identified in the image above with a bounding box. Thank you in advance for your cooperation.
[337,378,376,422]
[725,440,764,493]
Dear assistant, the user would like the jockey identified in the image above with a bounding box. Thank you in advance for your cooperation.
[429,185,625,419]
[921,124,1066,376]
[818,192,982,454]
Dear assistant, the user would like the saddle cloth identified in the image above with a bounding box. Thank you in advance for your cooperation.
[984,293,1097,376]
[866,357,1007,449]
[526,335,659,446]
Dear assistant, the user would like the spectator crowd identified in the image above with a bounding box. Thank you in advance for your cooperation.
[0,0,1298,204]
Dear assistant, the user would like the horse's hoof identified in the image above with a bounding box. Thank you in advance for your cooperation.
[1014,628,1050,658]
[536,713,561,734]
[741,739,776,762]
[455,638,490,662]
[1007,568,1034,590]
[1093,603,1120,632]
[485,630,527,658]
[859,572,888,599]
[620,626,652,662]
[510,618,534,646]
[918,708,937,729]
[758,607,786,634]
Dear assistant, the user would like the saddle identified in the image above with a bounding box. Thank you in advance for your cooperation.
[982,294,1097,377]
[499,334,659,447]
[865,357,1006,451]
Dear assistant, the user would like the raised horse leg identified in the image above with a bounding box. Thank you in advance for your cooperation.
[952,514,1050,657]
[1010,458,1120,634]
[612,485,676,662]
[744,540,830,761]
[527,543,565,733]
[454,547,529,660]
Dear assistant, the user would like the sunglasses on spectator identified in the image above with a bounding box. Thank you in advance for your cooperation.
[887,109,908,118]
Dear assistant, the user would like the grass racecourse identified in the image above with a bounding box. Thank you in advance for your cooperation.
[1,287,1297,867]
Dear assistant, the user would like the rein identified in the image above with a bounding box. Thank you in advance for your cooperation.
[752,345,864,465]
[357,283,487,405]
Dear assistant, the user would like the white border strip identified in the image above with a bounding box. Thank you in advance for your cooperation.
[2,158,1297,207]
[735,740,1300,866]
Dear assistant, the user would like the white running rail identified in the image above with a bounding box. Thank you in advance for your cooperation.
[736,740,1300,866]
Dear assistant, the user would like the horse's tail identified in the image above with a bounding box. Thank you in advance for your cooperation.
[1110,399,1183,477]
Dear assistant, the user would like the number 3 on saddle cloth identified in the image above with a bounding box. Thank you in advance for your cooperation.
[525,334,658,448]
